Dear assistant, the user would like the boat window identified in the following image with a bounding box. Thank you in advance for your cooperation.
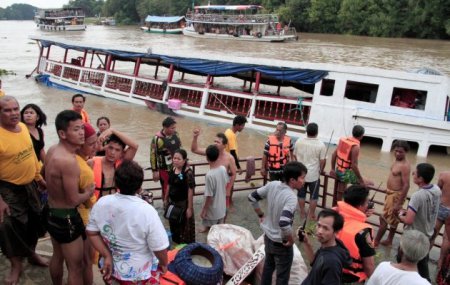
[344,81,378,103]
[390,87,427,110]
[320,79,335,96]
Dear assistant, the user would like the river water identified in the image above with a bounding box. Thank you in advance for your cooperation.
[0,20,449,185]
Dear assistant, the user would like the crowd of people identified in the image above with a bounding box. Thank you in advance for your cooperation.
[0,91,449,285]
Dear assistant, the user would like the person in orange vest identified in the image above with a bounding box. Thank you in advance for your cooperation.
[71,94,90,123]
[335,185,376,283]
[92,128,139,199]
[299,209,352,285]
[330,125,373,201]
[260,122,295,182]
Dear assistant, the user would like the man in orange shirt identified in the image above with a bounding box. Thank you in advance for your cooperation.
[72,93,90,123]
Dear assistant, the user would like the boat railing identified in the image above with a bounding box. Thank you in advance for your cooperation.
[282,27,297,36]
[187,13,277,24]
[141,156,443,249]
[41,57,311,129]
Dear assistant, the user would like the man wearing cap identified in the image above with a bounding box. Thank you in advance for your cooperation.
[150,116,182,198]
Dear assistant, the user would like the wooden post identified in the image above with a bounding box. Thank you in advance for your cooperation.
[105,55,112,71]
[255,71,261,92]
[46,46,51,59]
[134,58,141,76]
[154,59,160,79]
[89,51,94,68]
[82,50,87,67]
[167,64,175,82]
[63,49,68,63]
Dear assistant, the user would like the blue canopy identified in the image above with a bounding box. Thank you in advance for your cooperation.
[34,37,328,85]
[144,16,184,23]
[160,56,327,84]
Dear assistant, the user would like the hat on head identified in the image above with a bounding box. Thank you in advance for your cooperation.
[84,123,96,139]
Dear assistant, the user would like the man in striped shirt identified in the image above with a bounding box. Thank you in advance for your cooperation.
[248,161,307,284]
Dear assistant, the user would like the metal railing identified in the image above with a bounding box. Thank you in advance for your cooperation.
[142,156,443,249]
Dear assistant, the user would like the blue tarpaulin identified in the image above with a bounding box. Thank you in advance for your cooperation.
[160,56,327,84]
[144,16,184,23]
[36,38,328,85]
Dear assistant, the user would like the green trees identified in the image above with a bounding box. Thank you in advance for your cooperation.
[64,0,105,17]
[279,0,449,38]
[0,4,36,20]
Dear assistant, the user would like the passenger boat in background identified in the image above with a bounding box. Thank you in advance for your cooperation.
[183,5,297,42]
[29,36,450,156]
[141,16,185,34]
[34,8,86,31]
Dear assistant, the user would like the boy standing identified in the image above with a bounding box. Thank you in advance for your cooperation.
[399,163,441,281]
[200,145,229,232]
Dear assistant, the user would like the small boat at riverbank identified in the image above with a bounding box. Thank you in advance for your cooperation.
[141,16,185,34]
[29,35,450,157]
[183,5,297,42]
[34,8,86,31]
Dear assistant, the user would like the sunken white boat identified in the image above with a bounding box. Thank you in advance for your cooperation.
[30,36,450,156]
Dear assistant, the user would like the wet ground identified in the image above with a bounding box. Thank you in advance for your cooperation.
[0,187,441,284]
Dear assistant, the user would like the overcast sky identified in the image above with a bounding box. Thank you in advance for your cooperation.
[0,0,69,8]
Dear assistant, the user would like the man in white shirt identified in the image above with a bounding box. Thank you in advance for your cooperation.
[367,230,431,285]
[87,160,169,284]
[294,122,326,220]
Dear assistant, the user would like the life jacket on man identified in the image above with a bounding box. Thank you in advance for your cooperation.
[93,156,121,199]
[335,201,373,282]
[153,130,181,170]
[266,135,291,170]
[336,137,360,172]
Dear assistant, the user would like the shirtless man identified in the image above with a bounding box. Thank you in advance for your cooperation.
[433,171,450,270]
[374,140,411,247]
[45,110,95,285]
[92,128,139,198]
[191,128,236,209]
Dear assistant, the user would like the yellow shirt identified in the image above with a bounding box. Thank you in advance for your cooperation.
[0,89,5,97]
[224,128,238,155]
[76,155,96,225]
[0,122,41,185]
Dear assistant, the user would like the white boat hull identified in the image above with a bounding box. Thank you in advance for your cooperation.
[183,27,293,42]
[38,24,86,31]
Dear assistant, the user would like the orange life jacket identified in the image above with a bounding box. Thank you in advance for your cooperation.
[267,135,291,169]
[335,201,373,282]
[93,156,121,199]
[336,137,360,172]
[72,108,90,123]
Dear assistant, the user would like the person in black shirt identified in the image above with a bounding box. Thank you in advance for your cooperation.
[166,149,196,244]
[300,209,352,285]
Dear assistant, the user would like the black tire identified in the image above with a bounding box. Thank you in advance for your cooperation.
[256,32,262,38]
[169,243,223,285]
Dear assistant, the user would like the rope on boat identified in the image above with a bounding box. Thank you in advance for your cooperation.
[289,96,306,126]
[210,92,237,116]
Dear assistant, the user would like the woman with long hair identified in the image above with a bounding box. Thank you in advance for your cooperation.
[20,103,47,162]
[95,116,110,156]
[166,149,196,243]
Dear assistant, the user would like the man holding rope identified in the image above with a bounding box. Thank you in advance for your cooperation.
[294,122,326,220]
